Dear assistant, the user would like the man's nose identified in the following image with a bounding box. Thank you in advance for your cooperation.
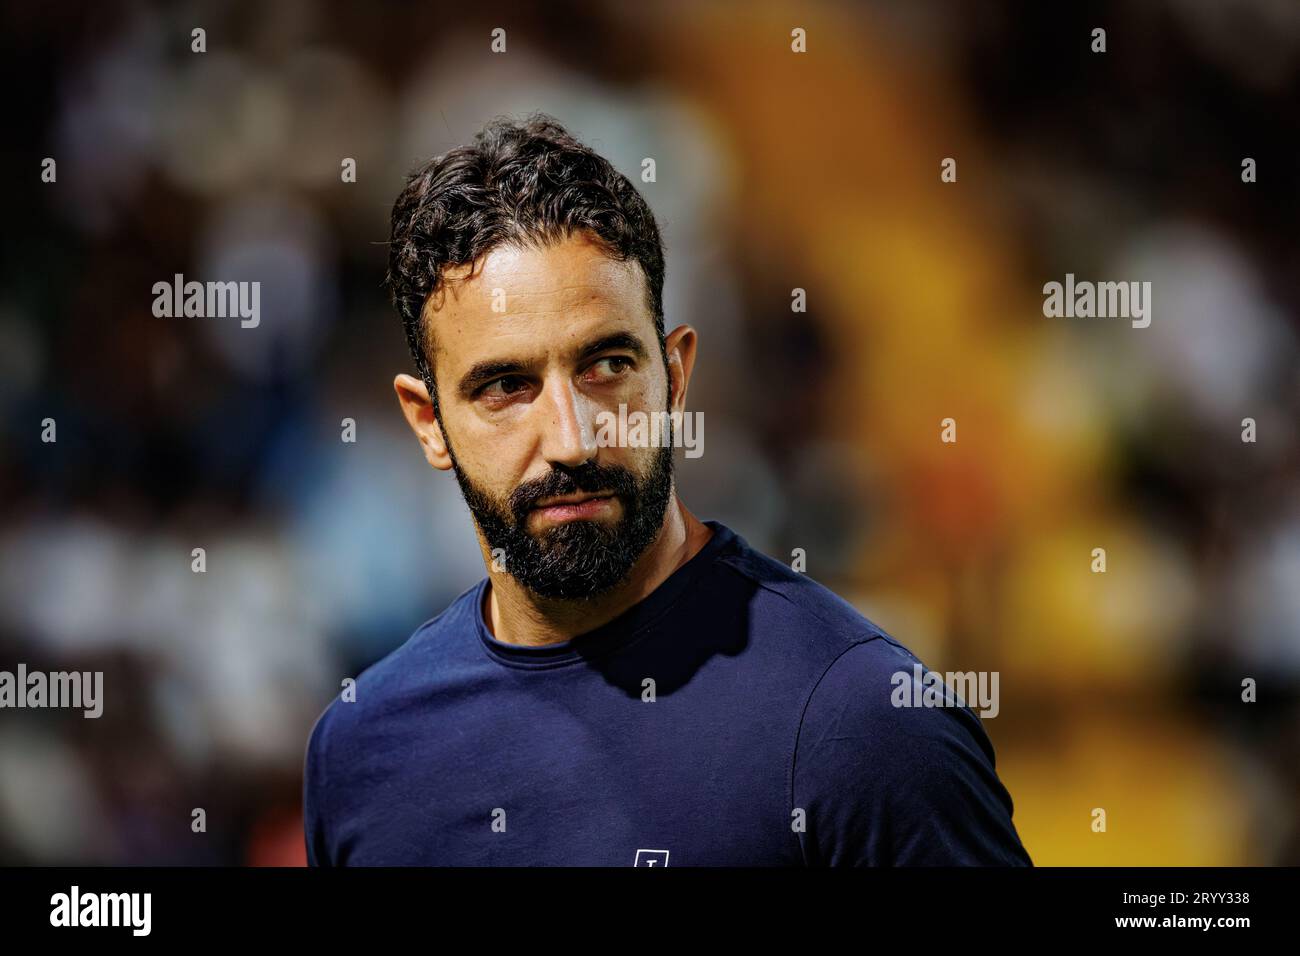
[538,376,599,468]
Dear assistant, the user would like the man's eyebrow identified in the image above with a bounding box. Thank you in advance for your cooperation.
[455,331,651,400]
[575,331,649,362]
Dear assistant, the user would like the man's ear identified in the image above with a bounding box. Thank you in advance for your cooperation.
[394,373,454,471]
[663,324,698,414]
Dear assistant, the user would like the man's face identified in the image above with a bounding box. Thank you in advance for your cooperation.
[418,232,676,600]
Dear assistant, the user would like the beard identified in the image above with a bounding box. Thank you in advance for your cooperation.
[449,438,675,601]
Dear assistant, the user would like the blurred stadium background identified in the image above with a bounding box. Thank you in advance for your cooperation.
[1,0,1298,864]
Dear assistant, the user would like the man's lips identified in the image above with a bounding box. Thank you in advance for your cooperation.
[529,492,617,522]
[533,490,613,508]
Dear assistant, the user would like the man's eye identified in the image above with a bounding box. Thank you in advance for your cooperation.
[482,376,528,399]
[590,356,633,378]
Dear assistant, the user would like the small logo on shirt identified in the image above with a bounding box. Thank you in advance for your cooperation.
[634,849,670,867]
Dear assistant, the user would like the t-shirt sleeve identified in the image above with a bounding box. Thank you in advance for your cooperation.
[302,706,336,868]
[792,640,1032,866]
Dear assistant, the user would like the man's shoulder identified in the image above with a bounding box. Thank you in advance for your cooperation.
[710,524,909,665]
[705,525,986,749]
[305,580,484,761]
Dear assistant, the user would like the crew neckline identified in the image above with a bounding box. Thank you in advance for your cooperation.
[474,520,738,669]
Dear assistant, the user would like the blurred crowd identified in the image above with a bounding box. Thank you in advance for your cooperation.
[0,0,1297,864]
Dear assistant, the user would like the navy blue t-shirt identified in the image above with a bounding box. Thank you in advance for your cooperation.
[303,520,1032,866]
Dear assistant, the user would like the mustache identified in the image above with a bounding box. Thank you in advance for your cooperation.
[508,461,640,523]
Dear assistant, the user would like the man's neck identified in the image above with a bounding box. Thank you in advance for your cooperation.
[481,497,713,647]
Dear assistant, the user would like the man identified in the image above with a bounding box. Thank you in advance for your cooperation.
[302,113,1032,866]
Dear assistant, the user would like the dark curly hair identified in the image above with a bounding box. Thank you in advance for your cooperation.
[385,112,666,418]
